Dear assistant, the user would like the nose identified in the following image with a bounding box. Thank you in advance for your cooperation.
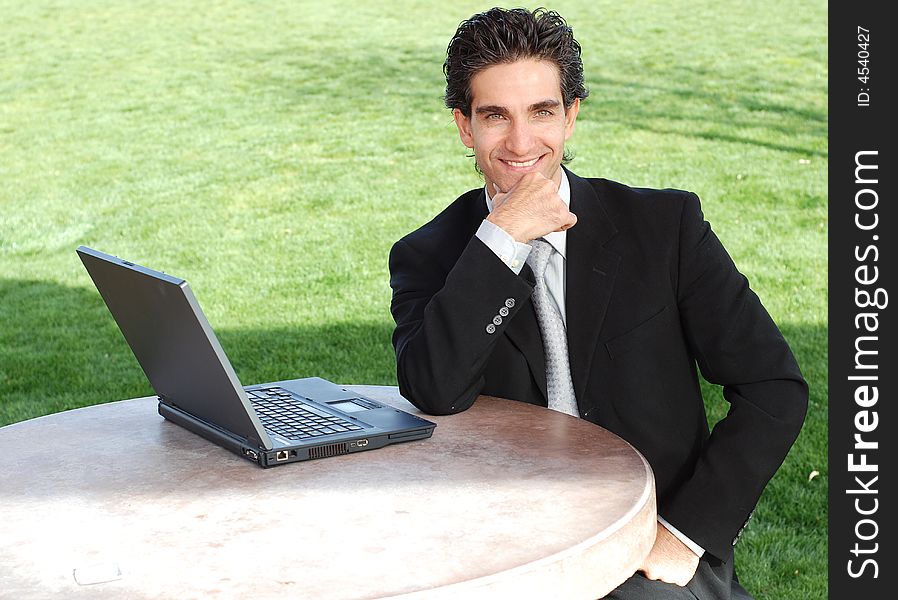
[505,120,535,156]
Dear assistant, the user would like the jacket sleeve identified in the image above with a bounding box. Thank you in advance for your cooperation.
[661,192,809,560]
[389,235,533,415]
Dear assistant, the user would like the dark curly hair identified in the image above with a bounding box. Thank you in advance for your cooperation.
[443,7,589,117]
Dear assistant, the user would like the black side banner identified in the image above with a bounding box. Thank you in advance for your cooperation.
[829,2,896,596]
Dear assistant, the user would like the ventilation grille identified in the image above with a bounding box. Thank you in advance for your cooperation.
[309,443,349,460]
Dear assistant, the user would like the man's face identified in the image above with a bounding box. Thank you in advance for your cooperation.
[453,59,579,194]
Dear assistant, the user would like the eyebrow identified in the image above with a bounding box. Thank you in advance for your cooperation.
[474,105,509,117]
[474,99,562,116]
[529,99,562,112]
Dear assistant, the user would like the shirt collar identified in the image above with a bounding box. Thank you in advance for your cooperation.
[484,169,570,259]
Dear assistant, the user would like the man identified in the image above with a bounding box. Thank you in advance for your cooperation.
[388,8,807,599]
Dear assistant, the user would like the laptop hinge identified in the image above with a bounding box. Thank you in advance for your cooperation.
[158,399,261,448]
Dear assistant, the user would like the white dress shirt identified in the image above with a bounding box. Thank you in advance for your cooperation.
[473,170,705,558]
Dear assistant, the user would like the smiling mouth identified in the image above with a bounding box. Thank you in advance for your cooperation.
[501,157,540,168]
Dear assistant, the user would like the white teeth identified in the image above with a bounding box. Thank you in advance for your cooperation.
[505,158,538,167]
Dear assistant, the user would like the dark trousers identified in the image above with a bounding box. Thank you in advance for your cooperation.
[604,555,753,600]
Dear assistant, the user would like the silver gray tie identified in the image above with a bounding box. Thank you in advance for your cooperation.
[527,238,578,416]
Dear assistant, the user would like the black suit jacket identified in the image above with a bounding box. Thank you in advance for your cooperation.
[389,168,808,560]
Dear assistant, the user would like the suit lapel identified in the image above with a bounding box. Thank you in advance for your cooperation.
[468,189,490,234]
[565,170,620,401]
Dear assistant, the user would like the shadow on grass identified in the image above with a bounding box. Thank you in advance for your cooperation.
[1,279,827,430]
[0,279,397,427]
[579,75,827,158]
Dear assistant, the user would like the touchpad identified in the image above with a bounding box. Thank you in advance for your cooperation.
[326,398,377,413]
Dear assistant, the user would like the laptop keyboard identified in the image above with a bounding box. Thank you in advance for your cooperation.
[247,387,365,440]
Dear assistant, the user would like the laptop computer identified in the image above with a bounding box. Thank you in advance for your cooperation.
[76,246,435,468]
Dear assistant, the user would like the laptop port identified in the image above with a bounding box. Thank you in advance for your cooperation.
[244,449,259,461]
[275,450,289,462]
[354,439,369,448]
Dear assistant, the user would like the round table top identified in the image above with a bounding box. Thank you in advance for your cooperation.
[0,386,655,599]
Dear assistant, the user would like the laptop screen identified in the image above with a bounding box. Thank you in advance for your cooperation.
[77,246,271,449]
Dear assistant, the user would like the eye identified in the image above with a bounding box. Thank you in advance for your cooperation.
[536,109,553,117]
[487,113,506,120]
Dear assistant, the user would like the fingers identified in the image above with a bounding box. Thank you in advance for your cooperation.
[640,566,692,587]
[491,183,508,210]
[636,523,699,587]
[487,173,574,242]
[555,211,577,232]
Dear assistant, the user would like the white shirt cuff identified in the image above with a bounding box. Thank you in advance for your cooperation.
[475,220,531,275]
[658,516,705,557]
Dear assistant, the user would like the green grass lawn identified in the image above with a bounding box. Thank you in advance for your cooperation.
[1,1,826,597]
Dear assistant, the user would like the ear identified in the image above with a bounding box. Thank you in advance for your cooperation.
[453,108,475,148]
[563,98,580,141]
